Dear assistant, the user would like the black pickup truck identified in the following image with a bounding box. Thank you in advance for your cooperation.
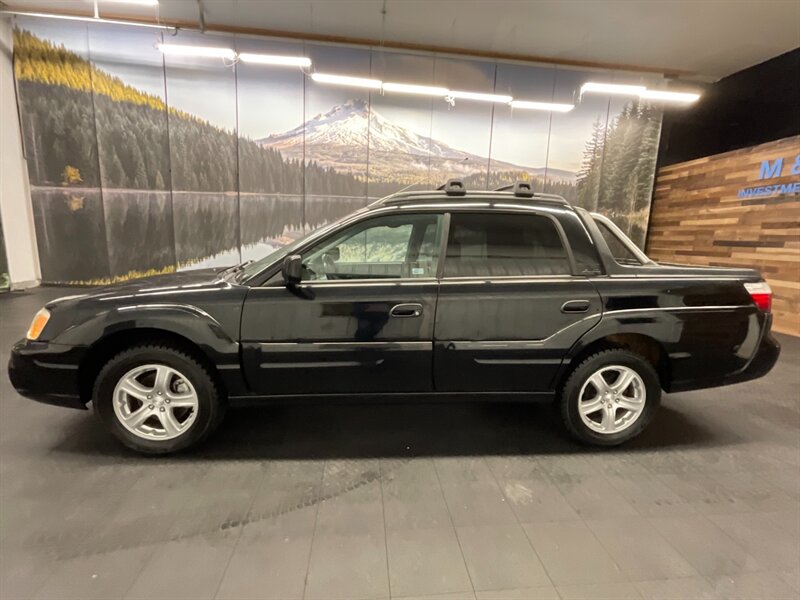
[9,181,780,454]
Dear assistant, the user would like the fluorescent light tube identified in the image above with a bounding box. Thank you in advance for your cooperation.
[639,89,701,103]
[382,82,450,96]
[100,0,159,5]
[239,53,311,67]
[509,100,574,112]
[311,73,382,89]
[448,90,513,103]
[157,43,236,60]
[581,82,647,96]
[3,11,171,28]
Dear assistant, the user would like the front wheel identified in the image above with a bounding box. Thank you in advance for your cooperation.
[93,345,225,454]
[560,349,660,446]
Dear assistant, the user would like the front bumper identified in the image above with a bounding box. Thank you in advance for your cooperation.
[8,339,88,410]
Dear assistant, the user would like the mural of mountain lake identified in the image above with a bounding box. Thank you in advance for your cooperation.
[103,190,176,277]
[181,193,369,271]
[31,187,111,283]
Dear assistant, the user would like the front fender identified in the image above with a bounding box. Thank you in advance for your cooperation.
[54,302,248,397]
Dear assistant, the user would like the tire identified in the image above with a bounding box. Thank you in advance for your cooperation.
[560,348,660,447]
[93,345,225,454]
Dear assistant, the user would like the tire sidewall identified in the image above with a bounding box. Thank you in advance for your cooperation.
[94,347,218,454]
[562,349,661,446]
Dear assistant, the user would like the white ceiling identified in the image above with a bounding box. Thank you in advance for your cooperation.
[7,0,800,80]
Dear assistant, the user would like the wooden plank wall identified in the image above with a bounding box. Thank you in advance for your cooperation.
[647,135,800,336]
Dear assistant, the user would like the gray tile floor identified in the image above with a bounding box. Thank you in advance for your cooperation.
[1,286,799,600]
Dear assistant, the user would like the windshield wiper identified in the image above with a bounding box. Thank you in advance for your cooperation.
[219,260,253,278]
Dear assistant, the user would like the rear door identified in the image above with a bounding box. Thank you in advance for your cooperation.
[433,210,602,393]
[241,211,444,395]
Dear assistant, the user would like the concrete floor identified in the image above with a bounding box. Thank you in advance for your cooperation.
[1,286,798,600]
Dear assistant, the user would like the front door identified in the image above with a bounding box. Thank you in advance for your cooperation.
[433,211,602,393]
[241,212,444,395]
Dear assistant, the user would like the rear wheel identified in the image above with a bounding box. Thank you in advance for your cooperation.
[560,349,660,446]
[94,345,225,454]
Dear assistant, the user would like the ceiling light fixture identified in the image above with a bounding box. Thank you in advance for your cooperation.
[639,89,701,103]
[382,82,450,96]
[580,82,647,97]
[157,43,236,60]
[1,10,172,28]
[448,91,513,103]
[239,53,311,67]
[509,100,575,112]
[99,0,159,5]
[311,73,383,89]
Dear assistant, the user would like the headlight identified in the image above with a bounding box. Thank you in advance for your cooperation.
[26,308,51,340]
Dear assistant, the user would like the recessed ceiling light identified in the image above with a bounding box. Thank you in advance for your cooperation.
[157,43,236,60]
[238,53,311,67]
[382,82,450,96]
[311,73,383,89]
[509,100,574,112]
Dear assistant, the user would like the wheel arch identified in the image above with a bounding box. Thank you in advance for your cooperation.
[557,332,670,394]
[78,327,228,404]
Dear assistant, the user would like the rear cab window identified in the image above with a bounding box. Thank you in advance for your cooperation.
[443,213,571,277]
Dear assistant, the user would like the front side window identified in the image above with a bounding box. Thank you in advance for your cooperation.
[301,213,443,281]
[443,213,571,278]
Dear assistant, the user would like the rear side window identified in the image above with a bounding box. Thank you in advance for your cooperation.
[595,220,644,265]
[443,213,571,277]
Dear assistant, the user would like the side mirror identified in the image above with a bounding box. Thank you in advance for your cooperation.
[282,255,303,286]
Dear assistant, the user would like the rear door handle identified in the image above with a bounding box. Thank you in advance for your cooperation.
[391,303,423,318]
[561,300,591,313]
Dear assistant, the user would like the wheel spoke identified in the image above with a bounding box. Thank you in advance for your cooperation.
[611,370,635,394]
[601,404,617,432]
[579,398,604,415]
[153,365,171,394]
[123,405,152,428]
[157,409,182,437]
[118,378,151,402]
[165,392,195,408]
[588,372,608,393]
[617,397,643,412]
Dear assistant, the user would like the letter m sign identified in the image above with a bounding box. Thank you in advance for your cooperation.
[759,158,783,180]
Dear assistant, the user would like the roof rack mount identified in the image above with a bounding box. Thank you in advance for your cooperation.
[437,178,467,196]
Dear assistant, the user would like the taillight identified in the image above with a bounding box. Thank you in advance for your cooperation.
[744,281,772,312]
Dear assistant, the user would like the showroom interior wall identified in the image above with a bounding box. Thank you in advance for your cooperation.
[0,18,40,290]
[648,49,800,337]
[11,16,667,285]
[648,135,800,336]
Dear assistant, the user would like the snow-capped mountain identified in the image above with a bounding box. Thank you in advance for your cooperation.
[257,99,576,183]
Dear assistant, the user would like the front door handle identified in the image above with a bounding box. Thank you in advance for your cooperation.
[561,299,591,313]
[391,303,423,318]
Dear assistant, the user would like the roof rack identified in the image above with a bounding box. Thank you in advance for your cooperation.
[436,178,467,196]
[372,179,571,207]
[493,180,569,202]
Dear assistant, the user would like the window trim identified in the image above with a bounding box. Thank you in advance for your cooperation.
[257,209,447,287]
[440,210,578,279]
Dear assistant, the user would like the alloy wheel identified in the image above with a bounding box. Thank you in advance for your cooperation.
[577,365,646,434]
[112,364,199,441]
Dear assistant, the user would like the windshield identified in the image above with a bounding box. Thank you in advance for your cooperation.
[233,207,369,282]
